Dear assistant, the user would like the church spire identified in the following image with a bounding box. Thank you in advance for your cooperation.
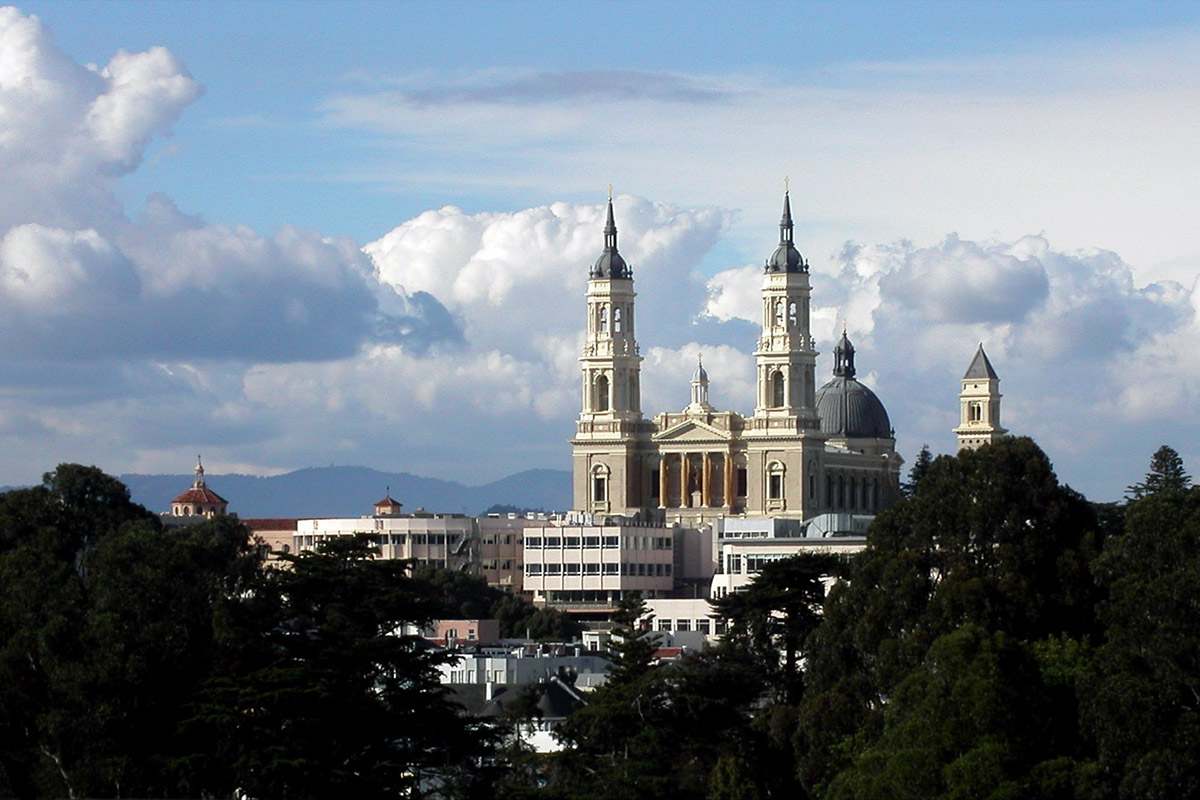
[765,182,806,273]
[591,190,630,279]
[780,185,794,247]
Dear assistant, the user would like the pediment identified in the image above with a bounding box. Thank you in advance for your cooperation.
[653,418,732,443]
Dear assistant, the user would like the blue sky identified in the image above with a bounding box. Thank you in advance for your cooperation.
[1,1,1198,502]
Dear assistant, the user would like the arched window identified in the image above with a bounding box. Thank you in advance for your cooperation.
[775,299,785,327]
[771,371,785,408]
[969,401,983,422]
[591,465,610,504]
[596,374,610,411]
[599,305,609,333]
[613,307,622,333]
[767,461,785,501]
[788,301,798,328]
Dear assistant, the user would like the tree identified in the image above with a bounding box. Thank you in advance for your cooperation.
[797,437,1102,796]
[1126,444,1191,499]
[0,467,257,799]
[196,536,496,799]
[1081,484,1200,797]
[712,553,840,704]
[903,444,934,497]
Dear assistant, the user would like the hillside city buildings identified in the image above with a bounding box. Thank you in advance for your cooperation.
[175,191,1007,629]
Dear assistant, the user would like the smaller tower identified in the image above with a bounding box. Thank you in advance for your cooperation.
[954,345,1007,450]
[375,489,403,517]
[170,456,229,518]
[685,353,714,413]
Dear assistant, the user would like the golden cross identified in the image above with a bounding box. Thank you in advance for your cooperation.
[607,183,613,200]
[784,175,790,194]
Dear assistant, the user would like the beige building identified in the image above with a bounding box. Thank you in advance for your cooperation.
[572,192,903,527]
[954,345,1007,451]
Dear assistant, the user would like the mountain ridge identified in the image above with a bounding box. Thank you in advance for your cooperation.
[6,466,573,519]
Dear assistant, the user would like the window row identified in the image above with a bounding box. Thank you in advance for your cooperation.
[723,552,795,574]
[525,562,672,577]
[525,535,671,550]
[656,618,726,635]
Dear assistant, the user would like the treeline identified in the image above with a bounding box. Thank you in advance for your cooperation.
[0,465,562,798]
[532,439,1198,799]
[1,439,1197,798]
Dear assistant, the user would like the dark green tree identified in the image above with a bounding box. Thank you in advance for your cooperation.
[712,553,840,704]
[0,466,257,799]
[1126,444,1191,499]
[1081,484,1200,797]
[797,437,1102,796]
[903,444,935,497]
[823,625,1058,800]
[196,535,497,799]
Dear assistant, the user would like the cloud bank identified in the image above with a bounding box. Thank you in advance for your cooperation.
[1,7,1196,505]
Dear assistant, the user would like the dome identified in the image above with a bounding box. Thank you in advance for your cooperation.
[592,248,629,279]
[692,355,708,383]
[815,377,893,439]
[765,242,803,273]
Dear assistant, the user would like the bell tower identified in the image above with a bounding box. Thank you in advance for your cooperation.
[572,192,645,514]
[752,187,820,431]
[578,191,641,423]
[954,344,1007,450]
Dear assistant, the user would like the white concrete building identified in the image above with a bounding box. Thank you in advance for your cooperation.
[521,516,676,608]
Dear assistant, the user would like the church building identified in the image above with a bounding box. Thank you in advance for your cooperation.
[571,192,904,526]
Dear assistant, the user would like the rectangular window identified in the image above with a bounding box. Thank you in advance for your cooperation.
[603,563,619,575]
[637,563,646,576]
[431,534,446,545]
[584,536,601,549]
[593,476,607,502]
[696,619,711,634]
[525,537,542,549]
[525,564,542,576]
[564,536,581,549]
[584,563,600,575]
[603,536,619,549]
[412,533,427,545]
[545,536,561,548]
[658,618,673,631]
[546,563,562,575]
[769,474,783,500]
[728,554,742,573]
[650,470,660,499]
[676,619,691,632]
[736,467,748,497]
[715,619,727,635]
[566,563,581,575]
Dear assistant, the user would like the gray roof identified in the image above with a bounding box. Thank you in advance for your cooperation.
[964,345,999,380]
[764,191,807,274]
[590,196,631,279]
[816,330,892,438]
[816,376,893,439]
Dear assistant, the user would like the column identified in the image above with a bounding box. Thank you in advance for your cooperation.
[701,453,711,507]
[680,453,689,508]
[658,455,668,508]
[724,453,734,507]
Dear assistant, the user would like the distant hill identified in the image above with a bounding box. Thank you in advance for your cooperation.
[113,466,572,518]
